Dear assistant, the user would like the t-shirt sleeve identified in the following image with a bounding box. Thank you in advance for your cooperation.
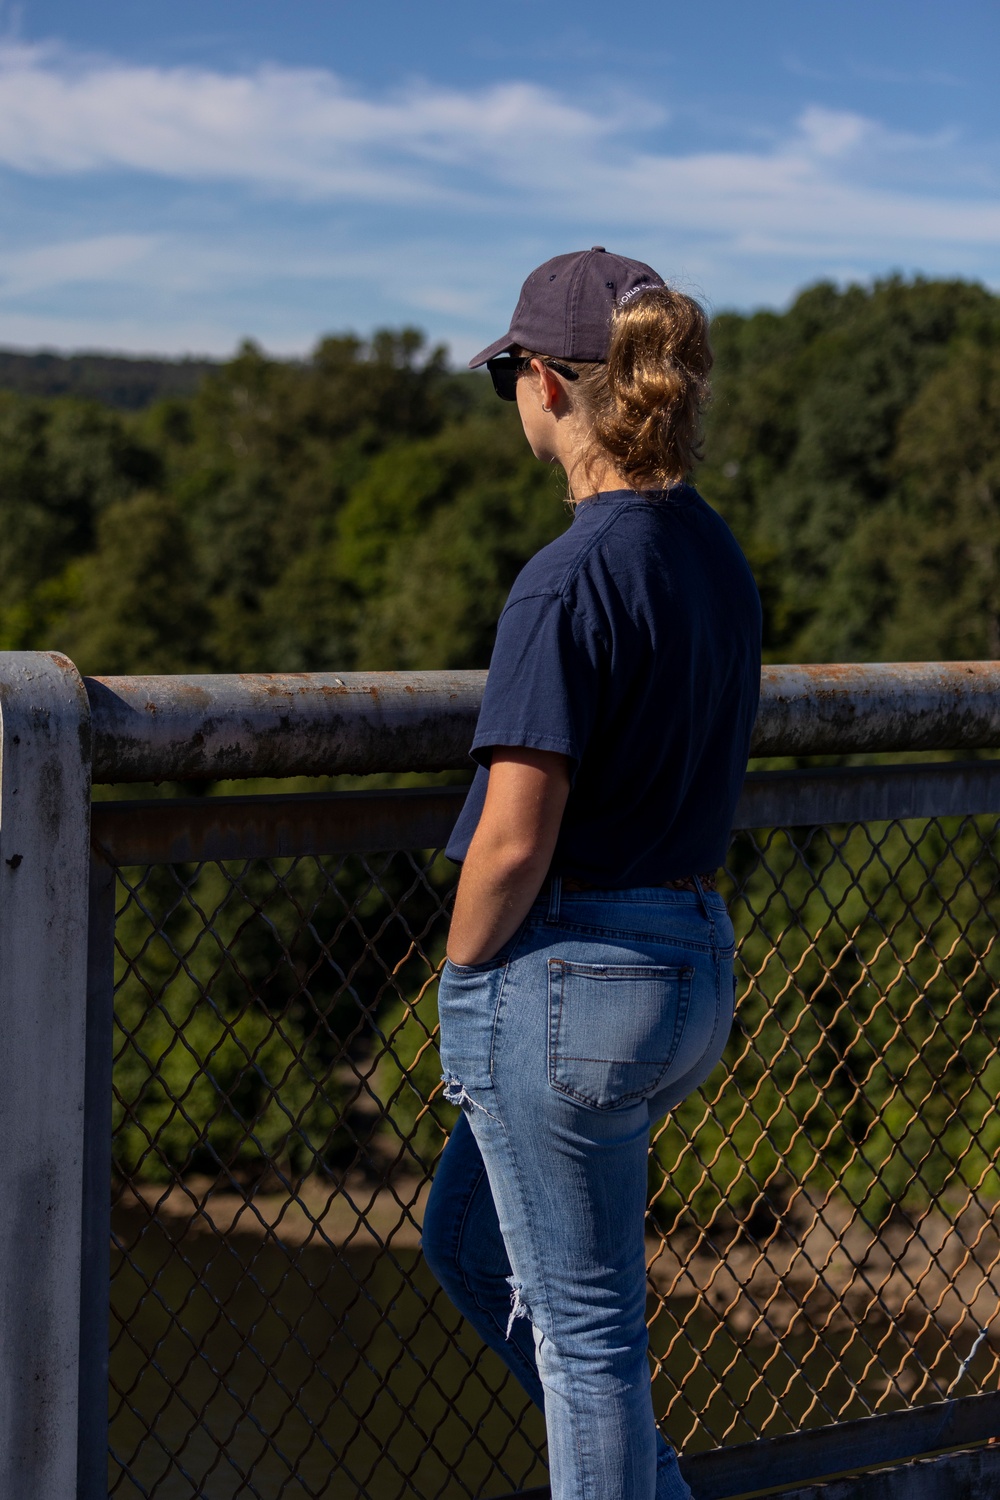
[470,592,603,773]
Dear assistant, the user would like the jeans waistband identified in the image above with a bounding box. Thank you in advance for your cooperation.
[543,872,718,923]
[562,872,717,895]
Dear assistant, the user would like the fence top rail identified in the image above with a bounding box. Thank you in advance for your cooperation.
[78,659,1000,783]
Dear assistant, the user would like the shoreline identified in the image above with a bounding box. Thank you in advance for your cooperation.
[113,1176,1000,1359]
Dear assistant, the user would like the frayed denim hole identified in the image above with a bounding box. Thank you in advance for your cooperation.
[441,1072,469,1108]
[505,1275,532,1339]
[440,1072,496,1119]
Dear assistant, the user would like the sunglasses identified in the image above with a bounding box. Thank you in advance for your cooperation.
[486,355,581,402]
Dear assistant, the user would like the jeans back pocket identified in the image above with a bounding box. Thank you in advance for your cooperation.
[438,960,508,1091]
[547,959,693,1110]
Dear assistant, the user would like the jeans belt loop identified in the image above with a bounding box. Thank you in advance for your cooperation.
[546,874,563,924]
[694,873,711,922]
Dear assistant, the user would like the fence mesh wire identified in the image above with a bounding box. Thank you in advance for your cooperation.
[107,807,1000,1499]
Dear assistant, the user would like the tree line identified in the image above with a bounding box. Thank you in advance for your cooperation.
[2,274,998,680]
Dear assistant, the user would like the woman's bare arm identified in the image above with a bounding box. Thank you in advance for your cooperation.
[446,747,571,966]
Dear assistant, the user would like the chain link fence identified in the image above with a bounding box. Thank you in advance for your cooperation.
[101,794,1000,1498]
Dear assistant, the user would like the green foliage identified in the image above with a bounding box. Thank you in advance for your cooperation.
[46,492,211,674]
[339,416,566,669]
[700,275,1000,661]
[0,394,160,644]
[4,277,998,676]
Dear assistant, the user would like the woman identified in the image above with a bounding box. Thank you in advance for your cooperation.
[422,248,761,1500]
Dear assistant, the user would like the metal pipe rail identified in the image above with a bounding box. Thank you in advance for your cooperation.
[84,660,1000,782]
[89,762,1000,867]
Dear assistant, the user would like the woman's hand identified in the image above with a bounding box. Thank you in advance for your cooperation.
[446,747,571,967]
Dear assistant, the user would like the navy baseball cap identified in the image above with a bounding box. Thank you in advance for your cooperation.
[468,247,665,368]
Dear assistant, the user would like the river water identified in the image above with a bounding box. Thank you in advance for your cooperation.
[108,1206,943,1500]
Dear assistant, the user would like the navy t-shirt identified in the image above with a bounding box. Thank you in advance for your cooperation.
[445,486,762,885]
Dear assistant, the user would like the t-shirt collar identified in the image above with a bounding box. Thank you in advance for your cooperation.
[572,484,691,516]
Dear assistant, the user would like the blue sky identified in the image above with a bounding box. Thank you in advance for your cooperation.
[0,0,997,361]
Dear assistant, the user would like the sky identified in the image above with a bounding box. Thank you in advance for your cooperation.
[0,0,997,362]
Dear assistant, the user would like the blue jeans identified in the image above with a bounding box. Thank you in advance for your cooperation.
[423,877,735,1500]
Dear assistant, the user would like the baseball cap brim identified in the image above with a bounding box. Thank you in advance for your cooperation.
[468,332,517,369]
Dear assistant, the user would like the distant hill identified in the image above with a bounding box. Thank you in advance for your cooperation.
[0,348,218,409]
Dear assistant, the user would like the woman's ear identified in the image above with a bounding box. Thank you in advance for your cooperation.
[530,358,564,413]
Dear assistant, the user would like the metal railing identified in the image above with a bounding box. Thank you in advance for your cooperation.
[1,654,999,1499]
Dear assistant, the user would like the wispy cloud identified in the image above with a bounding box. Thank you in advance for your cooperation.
[0,43,990,242]
[0,41,634,201]
[782,52,965,89]
[0,40,996,354]
[849,61,965,88]
[0,233,156,296]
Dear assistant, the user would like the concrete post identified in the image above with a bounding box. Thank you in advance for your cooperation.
[0,652,92,1499]
[77,854,115,1500]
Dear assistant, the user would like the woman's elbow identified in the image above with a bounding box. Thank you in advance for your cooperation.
[471,829,554,883]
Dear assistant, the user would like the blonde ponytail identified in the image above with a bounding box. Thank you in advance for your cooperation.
[552,287,713,491]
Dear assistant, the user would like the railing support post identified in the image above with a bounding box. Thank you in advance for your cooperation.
[77,853,115,1499]
[0,652,92,1499]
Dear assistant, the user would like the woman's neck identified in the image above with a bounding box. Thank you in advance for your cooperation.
[562,449,631,502]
